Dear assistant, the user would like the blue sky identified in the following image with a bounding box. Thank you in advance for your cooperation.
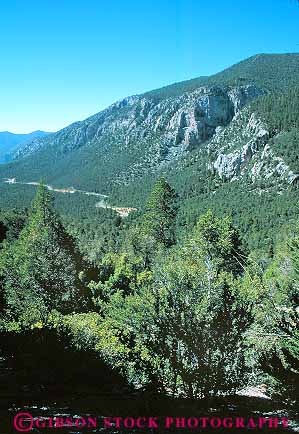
[1,0,298,133]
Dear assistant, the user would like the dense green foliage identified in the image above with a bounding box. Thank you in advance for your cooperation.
[115,212,249,397]
[0,183,298,403]
[255,229,299,401]
[142,177,177,247]
[252,86,299,136]
[0,54,299,405]
[0,185,90,328]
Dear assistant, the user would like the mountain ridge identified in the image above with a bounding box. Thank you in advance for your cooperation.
[141,53,299,101]
[9,53,299,164]
[0,53,298,211]
[0,130,50,164]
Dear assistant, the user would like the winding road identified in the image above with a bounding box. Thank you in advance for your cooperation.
[2,178,137,217]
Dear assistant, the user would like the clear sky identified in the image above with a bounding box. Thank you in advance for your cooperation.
[1,0,298,133]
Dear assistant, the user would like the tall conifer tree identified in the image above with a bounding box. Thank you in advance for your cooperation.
[143,177,177,247]
[0,184,85,324]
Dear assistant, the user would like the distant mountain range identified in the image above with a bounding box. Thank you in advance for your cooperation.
[0,130,50,163]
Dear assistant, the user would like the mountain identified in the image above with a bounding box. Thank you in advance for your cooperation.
[143,53,299,101]
[3,83,264,191]
[2,54,299,189]
[0,130,50,164]
[1,53,299,251]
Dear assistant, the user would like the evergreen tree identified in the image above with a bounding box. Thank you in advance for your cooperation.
[192,210,245,276]
[0,184,86,326]
[251,225,299,401]
[94,211,251,397]
[143,177,177,247]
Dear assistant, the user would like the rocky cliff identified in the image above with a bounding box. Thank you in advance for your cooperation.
[11,84,264,189]
[1,53,299,198]
[208,109,297,185]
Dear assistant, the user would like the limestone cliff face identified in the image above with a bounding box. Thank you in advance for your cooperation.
[4,53,299,194]
[210,111,269,179]
[16,85,264,172]
[12,80,295,192]
[208,109,296,184]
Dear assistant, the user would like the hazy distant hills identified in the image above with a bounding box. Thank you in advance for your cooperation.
[0,130,50,163]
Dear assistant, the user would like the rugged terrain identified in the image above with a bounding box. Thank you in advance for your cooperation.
[0,54,298,192]
[0,53,299,250]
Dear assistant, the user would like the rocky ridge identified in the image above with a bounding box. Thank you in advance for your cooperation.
[2,53,298,197]
[208,109,298,185]
[14,85,264,185]
[17,85,262,163]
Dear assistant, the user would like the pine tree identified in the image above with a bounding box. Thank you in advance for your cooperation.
[97,213,251,397]
[253,225,299,400]
[192,210,245,276]
[143,177,177,247]
[0,184,86,325]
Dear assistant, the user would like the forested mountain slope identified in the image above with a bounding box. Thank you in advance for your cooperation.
[0,54,298,191]
[0,84,263,192]
[0,53,299,251]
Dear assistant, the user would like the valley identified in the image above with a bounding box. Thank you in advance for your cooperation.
[1,54,299,251]
[0,52,298,430]
[1,177,137,217]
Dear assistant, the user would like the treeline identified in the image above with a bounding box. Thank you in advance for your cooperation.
[0,180,298,403]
